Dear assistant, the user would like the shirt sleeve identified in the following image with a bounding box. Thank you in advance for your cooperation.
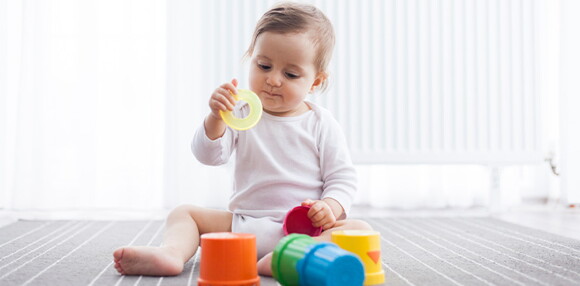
[191,122,237,166]
[318,113,357,219]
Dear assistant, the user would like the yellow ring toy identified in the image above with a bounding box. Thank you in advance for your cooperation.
[219,89,263,131]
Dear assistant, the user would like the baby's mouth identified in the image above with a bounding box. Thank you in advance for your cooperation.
[264,91,282,97]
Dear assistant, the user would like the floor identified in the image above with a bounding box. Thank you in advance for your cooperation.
[0,204,578,286]
[493,204,580,240]
[3,216,579,286]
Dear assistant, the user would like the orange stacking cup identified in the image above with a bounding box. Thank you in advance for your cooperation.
[198,232,260,286]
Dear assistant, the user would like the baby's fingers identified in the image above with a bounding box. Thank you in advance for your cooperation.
[219,87,237,108]
[220,82,238,104]
[320,220,335,230]
[309,208,327,223]
[211,88,236,111]
[311,215,334,230]
[210,97,231,112]
[311,218,326,228]
[309,210,332,227]
[307,200,329,218]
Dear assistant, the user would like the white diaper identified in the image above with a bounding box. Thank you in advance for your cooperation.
[231,213,285,259]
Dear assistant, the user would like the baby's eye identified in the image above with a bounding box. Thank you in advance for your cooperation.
[285,72,299,79]
[258,64,271,71]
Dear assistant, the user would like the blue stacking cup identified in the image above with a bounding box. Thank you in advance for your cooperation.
[296,242,365,286]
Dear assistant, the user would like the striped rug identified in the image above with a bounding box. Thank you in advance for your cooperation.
[0,218,578,286]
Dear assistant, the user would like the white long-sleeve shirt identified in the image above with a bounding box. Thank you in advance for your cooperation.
[192,101,357,222]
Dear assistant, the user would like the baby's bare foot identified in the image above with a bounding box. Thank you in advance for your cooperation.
[113,246,184,276]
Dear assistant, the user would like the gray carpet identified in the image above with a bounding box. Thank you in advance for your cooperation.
[0,218,579,286]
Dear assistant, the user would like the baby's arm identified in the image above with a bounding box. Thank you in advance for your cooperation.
[302,198,344,230]
[204,79,238,140]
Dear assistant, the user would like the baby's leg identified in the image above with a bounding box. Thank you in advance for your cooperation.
[315,219,372,242]
[257,219,372,276]
[114,205,232,276]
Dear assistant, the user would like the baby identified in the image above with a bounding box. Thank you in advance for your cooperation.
[113,1,372,277]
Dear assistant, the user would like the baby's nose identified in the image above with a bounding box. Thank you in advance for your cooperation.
[266,74,283,87]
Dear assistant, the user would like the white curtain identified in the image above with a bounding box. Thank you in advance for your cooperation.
[0,0,562,212]
[1,0,167,211]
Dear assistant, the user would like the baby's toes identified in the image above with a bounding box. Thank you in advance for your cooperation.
[114,262,124,274]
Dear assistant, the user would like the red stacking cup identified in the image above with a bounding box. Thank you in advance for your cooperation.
[283,206,323,237]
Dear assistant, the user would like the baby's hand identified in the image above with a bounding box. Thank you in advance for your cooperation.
[209,79,238,120]
[302,199,337,230]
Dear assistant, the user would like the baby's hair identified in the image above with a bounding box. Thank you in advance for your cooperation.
[245,1,335,92]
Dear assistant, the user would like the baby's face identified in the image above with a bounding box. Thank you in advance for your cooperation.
[249,31,324,117]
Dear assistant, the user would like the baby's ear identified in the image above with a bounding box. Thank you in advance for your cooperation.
[310,72,328,92]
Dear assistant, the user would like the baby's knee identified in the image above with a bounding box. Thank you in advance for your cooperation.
[344,219,373,231]
[170,204,193,214]
[167,204,201,220]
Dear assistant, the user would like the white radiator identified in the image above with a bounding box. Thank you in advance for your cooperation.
[195,0,544,165]
[313,0,543,164]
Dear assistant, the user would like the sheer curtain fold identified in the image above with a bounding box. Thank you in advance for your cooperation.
[2,0,167,211]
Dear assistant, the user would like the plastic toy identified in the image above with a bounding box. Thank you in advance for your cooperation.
[272,234,317,285]
[272,233,365,286]
[219,89,263,130]
[283,206,323,236]
[198,232,260,286]
[331,230,385,285]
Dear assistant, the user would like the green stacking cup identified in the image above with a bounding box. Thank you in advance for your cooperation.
[272,234,317,286]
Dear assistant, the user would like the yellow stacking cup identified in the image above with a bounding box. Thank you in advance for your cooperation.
[219,89,263,131]
[331,230,385,285]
